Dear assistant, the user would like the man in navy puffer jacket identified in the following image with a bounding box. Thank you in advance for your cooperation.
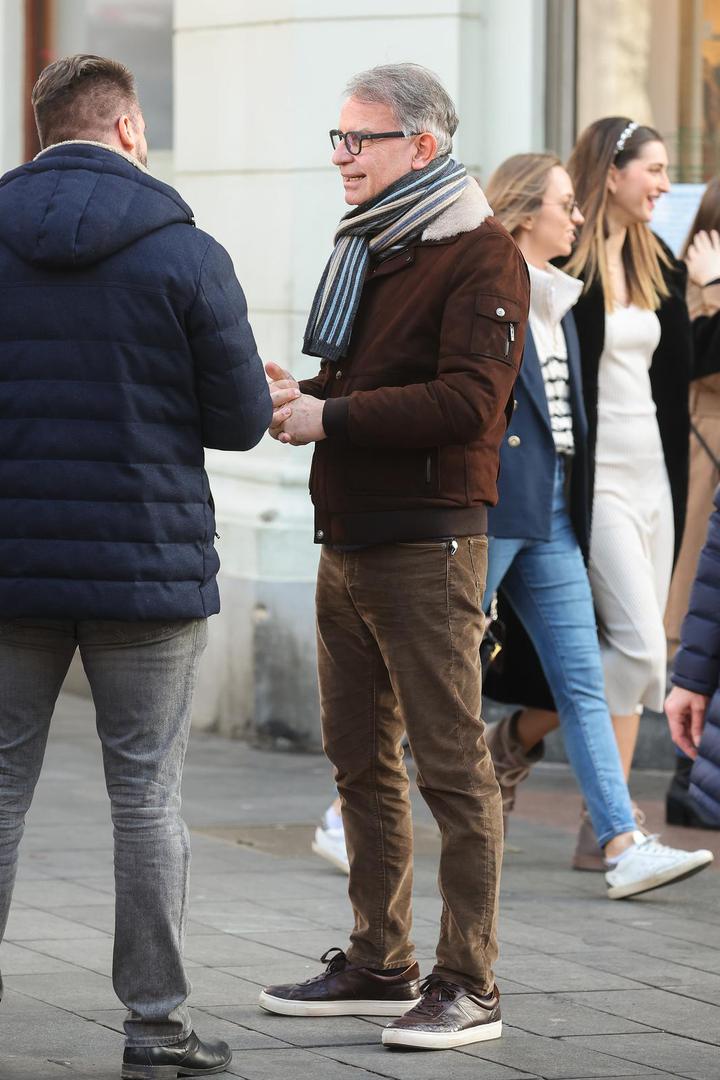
[666,484,720,827]
[0,55,271,1077]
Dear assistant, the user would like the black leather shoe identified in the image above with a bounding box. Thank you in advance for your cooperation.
[121,1031,231,1078]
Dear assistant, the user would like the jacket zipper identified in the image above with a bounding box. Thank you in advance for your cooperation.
[504,323,516,357]
[426,453,432,484]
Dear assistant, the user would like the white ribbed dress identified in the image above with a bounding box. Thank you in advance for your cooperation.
[588,304,674,714]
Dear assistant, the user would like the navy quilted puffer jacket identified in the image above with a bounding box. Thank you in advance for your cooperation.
[0,143,271,620]
[672,485,720,820]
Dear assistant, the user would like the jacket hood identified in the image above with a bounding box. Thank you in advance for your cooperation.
[0,142,194,268]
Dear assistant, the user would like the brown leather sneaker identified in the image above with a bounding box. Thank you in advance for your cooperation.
[258,947,422,1017]
[382,975,502,1049]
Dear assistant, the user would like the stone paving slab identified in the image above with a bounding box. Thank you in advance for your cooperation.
[311,1041,536,1079]
[555,947,720,1006]
[561,988,720,1045]
[2,692,720,1080]
[204,1005,384,1047]
[494,952,646,993]
[566,1033,720,1080]
[84,1007,294,1051]
[499,992,655,1037]
[0,941,81,976]
[3,908,108,941]
[183,934,313,968]
[460,1027,659,1078]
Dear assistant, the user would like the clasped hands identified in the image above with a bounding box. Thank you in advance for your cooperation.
[265,361,326,446]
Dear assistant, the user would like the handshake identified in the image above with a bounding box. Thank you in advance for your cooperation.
[265,361,327,447]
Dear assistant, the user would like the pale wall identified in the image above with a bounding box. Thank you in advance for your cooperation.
[0,0,22,174]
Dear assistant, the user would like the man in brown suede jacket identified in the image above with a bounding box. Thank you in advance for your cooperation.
[260,63,529,1051]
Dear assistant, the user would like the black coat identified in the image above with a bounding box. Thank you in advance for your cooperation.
[0,144,272,620]
[572,249,691,564]
[485,248,692,710]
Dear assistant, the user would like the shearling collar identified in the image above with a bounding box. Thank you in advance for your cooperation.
[34,140,149,173]
[421,177,492,242]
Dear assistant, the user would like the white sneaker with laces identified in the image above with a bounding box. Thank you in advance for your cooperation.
[312,811,349,874]
[605,830,713,900]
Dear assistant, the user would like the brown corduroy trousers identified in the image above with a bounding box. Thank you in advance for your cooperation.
[316,536,503,993]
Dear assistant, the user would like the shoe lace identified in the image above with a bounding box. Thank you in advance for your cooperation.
[631,802,649,835]
[301,947,348,984]
[410,975,464,1015]
[496,763,531,789]
[633,833,673,856]
[411,976,500,1017]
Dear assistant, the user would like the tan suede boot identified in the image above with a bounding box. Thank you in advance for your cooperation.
[485,711,545,831]
[572,802,648,871]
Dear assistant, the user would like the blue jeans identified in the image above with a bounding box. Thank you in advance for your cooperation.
[0,617,207,1046]
[485,461,635,846]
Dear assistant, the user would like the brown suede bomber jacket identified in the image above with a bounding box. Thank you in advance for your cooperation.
[300,178,530,546]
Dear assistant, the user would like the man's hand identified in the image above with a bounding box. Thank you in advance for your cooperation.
[276,394,327,445]
[686,229,720,287]
[265,361,300,440]
[665,685,709,759]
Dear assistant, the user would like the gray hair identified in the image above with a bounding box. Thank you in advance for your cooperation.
[344,63,458,156]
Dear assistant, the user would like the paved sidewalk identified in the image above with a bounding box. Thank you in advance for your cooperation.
[1,692,719,1080]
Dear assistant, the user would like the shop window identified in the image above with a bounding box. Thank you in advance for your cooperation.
[577,0,720,184]
[55,0,173,150]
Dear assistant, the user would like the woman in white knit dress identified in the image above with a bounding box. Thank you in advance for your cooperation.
[563,119,693,861]
[590,303,672,716]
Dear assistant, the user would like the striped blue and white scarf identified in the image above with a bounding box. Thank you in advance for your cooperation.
[303,156,467,361]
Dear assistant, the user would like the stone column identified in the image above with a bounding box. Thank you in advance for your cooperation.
[0,0,22,173]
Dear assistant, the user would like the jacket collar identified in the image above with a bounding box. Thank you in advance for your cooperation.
[421,177,492,242]
[368,178,492,280]
[34,140,149,174]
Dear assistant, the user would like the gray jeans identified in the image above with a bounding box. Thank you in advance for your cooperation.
[0,617,207,1046]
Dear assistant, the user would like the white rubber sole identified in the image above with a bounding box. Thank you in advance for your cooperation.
[258,990,421,1017]
[311,838,350,875]
[607,851,714,900]
[382,1018,502,1049]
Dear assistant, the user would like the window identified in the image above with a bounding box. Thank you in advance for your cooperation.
[54,0,173,157]
[576,0,720,184]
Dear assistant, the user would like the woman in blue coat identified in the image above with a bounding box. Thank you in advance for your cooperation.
[481,153,712,897]
[666,485,720,824]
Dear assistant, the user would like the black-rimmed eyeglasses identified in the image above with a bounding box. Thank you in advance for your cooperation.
[329,129,418,155]
[542,199,581,218]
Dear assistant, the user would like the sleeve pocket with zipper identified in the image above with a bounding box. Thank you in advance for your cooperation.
[471,294,525,365]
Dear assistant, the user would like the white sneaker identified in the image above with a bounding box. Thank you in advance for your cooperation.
[312,816,349,874]
[606,830,714,900]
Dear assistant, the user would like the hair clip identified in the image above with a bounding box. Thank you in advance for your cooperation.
[614,121,638,158]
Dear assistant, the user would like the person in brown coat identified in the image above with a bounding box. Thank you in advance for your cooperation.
[257,63,529,1051]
